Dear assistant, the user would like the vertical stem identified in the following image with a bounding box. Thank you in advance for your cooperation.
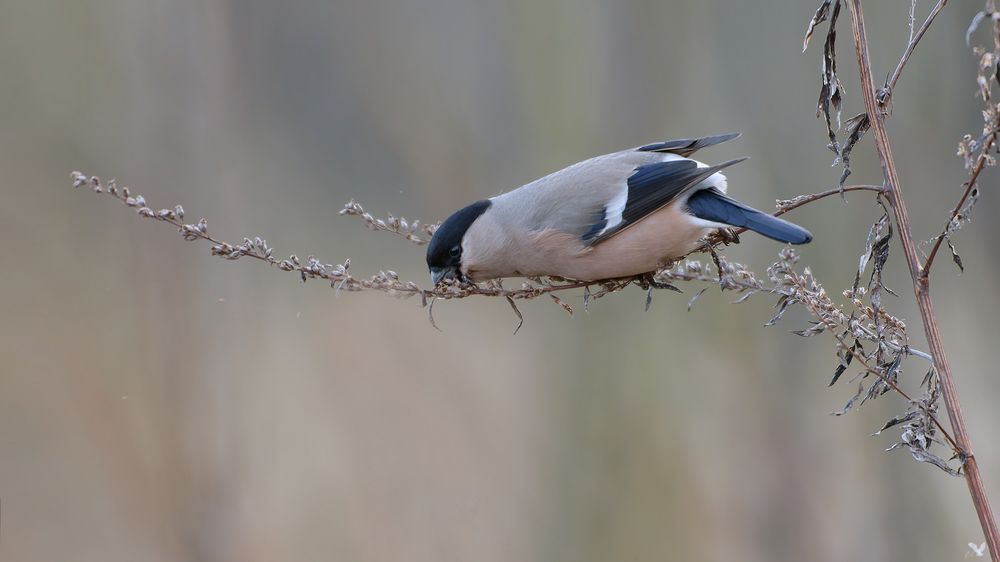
[845,1,1000,559]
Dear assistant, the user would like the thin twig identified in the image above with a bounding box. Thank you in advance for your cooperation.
[709,184,883,240]
[339,199,438,245]
[845,1,1000,557]
[888,0,949,93]
[774,184,884,213]
[921,125,999,277]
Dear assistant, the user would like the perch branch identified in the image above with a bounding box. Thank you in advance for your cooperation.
[72,171,886,303]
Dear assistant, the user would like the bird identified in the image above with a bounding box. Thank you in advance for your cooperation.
[426,133,811,285]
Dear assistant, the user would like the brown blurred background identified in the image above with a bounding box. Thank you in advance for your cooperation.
[1,1,998,561]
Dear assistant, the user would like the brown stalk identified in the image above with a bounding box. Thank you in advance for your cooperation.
[845,1,1000,558]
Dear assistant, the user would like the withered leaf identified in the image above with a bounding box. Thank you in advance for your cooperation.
[766,295,791,327]
[906,448,963,477]
[803,0,834,52]
[792,321,827,337]
[815,0,845,161]
[855,213,887,291]
[832,381,865,416]
[872,410,921,435]
[687,287,708,311]
[839,112,870,186]
[549,294,574,317]
[966,10,987,46]
[921,367,936,389]
[830,340,856,386]
[870,221,892,287]
[506,295,524,335]
[946,238,964,273]
[427,298,442,332]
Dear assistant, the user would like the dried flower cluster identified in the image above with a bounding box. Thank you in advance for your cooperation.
[339,199,439,245]
[70,171,428,297]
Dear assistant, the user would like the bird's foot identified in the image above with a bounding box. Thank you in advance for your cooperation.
[634,272,681,312]
[634,272,682,293]
[717,228,740,245]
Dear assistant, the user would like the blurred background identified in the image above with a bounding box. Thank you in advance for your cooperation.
[1,1,998,560]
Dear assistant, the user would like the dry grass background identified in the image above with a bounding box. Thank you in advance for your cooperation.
[1,1,999,561]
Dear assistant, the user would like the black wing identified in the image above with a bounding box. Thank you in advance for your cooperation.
[587,157,747,246]
[637,132,741,157]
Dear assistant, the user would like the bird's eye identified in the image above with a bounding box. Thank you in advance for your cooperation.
[449,245,461,258]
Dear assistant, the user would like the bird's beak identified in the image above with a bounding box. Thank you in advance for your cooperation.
[430,267,456,286]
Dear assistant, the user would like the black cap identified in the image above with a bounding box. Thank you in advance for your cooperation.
[426,199,492,273]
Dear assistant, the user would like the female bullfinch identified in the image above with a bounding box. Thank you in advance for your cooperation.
[426,133,811,285]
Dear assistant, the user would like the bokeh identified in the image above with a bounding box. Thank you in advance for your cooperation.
[1,1,998,561]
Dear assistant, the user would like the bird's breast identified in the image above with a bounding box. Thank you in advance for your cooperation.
[509,202,711,281]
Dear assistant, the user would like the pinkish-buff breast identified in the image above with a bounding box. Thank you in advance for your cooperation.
[472,202,711,281]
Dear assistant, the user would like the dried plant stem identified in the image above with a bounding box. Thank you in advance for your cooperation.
[846,1,1000,557]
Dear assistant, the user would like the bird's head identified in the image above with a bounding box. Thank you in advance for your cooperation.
[426,199,492,286]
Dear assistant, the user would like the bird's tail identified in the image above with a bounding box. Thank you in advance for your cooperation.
[686,189,812,245]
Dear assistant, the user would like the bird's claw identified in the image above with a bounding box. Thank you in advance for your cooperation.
[634,273,682,293]
[717,228,740,245]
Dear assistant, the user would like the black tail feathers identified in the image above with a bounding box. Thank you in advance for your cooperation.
[686,189,812,245]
